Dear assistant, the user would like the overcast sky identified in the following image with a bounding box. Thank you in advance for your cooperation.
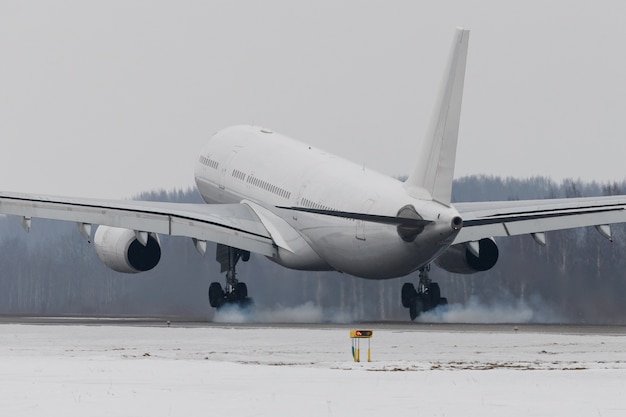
[1,1,625,199]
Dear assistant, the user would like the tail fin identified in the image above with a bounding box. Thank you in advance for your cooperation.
[404,28,470,206]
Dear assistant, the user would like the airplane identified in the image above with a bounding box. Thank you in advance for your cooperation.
[2,27,626,320]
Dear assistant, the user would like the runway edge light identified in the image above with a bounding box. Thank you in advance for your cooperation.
[350,330,373,362]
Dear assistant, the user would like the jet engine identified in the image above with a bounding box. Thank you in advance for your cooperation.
[434,238,499,274]
[93,226,161,273]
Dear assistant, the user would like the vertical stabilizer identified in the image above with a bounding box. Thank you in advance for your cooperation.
[404,28,470,206]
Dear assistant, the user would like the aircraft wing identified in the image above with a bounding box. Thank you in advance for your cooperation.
[0,191,276,257]
[452,196,626,244]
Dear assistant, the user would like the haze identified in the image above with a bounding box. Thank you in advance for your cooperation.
[1,1,624,199]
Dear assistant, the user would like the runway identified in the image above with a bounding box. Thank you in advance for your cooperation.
[1,317,626,416]
[2,314,626,334]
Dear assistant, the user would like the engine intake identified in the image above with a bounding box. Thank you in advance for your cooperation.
[435,238,499,274]
[94,226,161,273]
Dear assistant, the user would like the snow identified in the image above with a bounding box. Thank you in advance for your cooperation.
[1,322,625,416]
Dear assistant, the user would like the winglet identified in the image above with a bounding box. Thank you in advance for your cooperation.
[404,28,470,206]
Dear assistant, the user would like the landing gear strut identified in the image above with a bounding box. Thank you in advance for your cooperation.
[401,265,448,320]
[208,244,252,309]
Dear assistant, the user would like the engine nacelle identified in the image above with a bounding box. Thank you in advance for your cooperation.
[435,238,499,274]
[94,226,161,273]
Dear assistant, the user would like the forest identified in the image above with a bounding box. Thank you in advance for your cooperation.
[0,176,625,323]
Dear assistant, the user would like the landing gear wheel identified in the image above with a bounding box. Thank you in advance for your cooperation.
[211,245,254,310]
[428,282,441,301]
[234,282,248,300]
[426,282,441,310]
[401,283,417,308]
[409,296,424,321]
[208,282,225,308]
[402,265,449,321]
[228,282,252,307]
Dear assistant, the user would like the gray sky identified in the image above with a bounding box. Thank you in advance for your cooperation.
[1,1,625,199]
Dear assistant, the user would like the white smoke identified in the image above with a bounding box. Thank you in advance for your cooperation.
[212,295,565,324]
[416,295,565,324]
[212,301,357,324]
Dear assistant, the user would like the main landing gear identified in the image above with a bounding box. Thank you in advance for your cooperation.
[401,265,448,321]
[208,244,253,309]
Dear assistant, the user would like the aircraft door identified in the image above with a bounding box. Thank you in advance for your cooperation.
[356,199,375,240]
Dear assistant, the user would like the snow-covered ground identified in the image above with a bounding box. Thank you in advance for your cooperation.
[1,321,625,416]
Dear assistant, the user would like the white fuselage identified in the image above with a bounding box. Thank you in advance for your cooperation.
[194,125,461,279]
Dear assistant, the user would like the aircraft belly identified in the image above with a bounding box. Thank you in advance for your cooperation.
[300,221,443,279]
[267,247,333,271]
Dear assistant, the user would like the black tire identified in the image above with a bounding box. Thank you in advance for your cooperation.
[439,297,448,306]
[234,282,248,300]
[409,296,424,321]
[428,282,441,301]
[401,283,417,308]
[424,282,441,311]
[208,282,224,308]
